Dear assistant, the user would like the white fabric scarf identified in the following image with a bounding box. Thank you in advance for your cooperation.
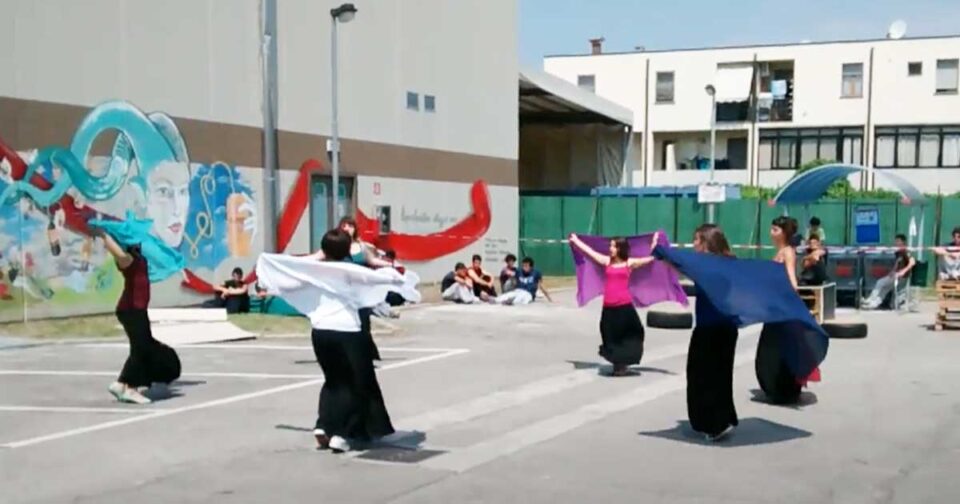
[256,254,407,316]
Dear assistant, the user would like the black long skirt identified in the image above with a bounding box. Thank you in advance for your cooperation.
[598,304,645,366]
[115,309,181,388]
[359,308,381,361]
[687,323,739,436]
[311,328,394,441]
[755,324,802,404]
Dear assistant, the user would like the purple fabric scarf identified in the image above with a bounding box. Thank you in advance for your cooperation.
[570,232,688,308]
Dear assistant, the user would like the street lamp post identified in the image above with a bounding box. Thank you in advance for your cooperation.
[329,3,357,226]
[704,84,717,223]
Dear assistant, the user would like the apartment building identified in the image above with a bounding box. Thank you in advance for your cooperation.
[544,35,960,193]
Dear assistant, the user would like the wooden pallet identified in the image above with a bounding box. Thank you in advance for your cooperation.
[935,280,960,330]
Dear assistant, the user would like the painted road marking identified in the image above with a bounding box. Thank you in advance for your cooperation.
[1,348,469,449]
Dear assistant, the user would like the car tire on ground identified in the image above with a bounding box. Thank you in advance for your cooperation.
[822,320,868,339]
[646,310,694,330]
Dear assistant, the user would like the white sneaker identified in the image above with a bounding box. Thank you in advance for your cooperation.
[108,382,125,402]
[119,387,152,405]
[705,424,735,442]
[329,435,351,453]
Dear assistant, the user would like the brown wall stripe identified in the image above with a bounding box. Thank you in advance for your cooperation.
[0,97,518,186]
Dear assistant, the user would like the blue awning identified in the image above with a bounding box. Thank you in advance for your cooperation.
[772,164,926,205]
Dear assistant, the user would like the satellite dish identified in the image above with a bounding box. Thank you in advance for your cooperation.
[887,20,907,39]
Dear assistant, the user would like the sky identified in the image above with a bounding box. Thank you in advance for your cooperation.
[520,0,960,67]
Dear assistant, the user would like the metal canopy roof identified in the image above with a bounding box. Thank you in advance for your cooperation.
[519,68,634,126]
[773,164,927,205]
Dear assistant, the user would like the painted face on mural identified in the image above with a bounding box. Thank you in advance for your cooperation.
[146,160,191,248]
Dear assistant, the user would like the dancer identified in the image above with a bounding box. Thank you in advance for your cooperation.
[654,227,829,439]
[757,216,812,404]
[97,228,181,405]
[257,229,402,453]
[660,224,739,441]
[338,217,394,362]
[569,233,658,376]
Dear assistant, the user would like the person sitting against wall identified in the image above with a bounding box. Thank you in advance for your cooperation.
[212,267,250,314]
[863,234,916,310]
[467,254,497,300]
[441,262,477,304]
[933,226,960,281]
[799,235,829,286]
[500,254,518,293]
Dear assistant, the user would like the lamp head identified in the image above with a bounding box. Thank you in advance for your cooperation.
[705,84,716,96]
[331,3,357,22]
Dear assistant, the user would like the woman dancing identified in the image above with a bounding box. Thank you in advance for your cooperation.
[569,233,657,376]
[98,229,181,405]
[661,224,740,441]
[757,216,813,404]
[258,229,401,453]
[339,217,394,362]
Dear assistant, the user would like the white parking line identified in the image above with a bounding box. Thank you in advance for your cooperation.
[0,406,150,414]
[1,348,469,449]
[74,343,461,353]
[0,370,321,380]
[421,349,757,473]
[396,341,694,433]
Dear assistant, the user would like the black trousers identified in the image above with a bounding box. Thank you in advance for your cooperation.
[311,328,394,440]
[598,305,645,366]
[756,324,802,404]
[359,308,381,361]
[687,324,739,436]
[116,309,181,388]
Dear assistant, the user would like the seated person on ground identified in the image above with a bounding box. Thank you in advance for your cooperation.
[495,257,552,306]
[467,254,497,300]
[214,267,250,314]
[933,226,960,281]
[441,262,477,304]
[799,235,829,286]
[500,254,518,293]
[863,234,916,310]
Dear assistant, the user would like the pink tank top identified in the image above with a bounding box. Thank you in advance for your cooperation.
[603,264,633,307]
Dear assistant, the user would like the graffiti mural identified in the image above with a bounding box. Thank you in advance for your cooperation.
[0,100,258,321]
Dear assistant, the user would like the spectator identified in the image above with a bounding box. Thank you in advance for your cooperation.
[495,257,552,305]
[863,234,916,310]
[214,267,250,314]
[382,250,406,308]
[467,254,497,299]
[805,216,826,244]
[441,262,477,304]
[500,254,518,293]
[933,227,960,281]
[799,236,828,286]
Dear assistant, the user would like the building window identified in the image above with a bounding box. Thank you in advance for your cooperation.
[936,59,959,94]
[875,125,960,168]
[656,72,674,103]
[577,74,596,93]
[908,62,923,76]
[841,63,863,98]
[424,95,436,112]
[406,91,419,111]
[758,127,864,170]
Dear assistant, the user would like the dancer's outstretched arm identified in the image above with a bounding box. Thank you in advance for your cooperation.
[569,233,610,266]
[96,230,133,270]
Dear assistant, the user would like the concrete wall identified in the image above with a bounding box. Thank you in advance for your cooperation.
[0,0,519,321]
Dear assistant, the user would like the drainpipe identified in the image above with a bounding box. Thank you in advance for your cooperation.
[865,46,876,190]
[642,58,651,186]
[260,0,279,252]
